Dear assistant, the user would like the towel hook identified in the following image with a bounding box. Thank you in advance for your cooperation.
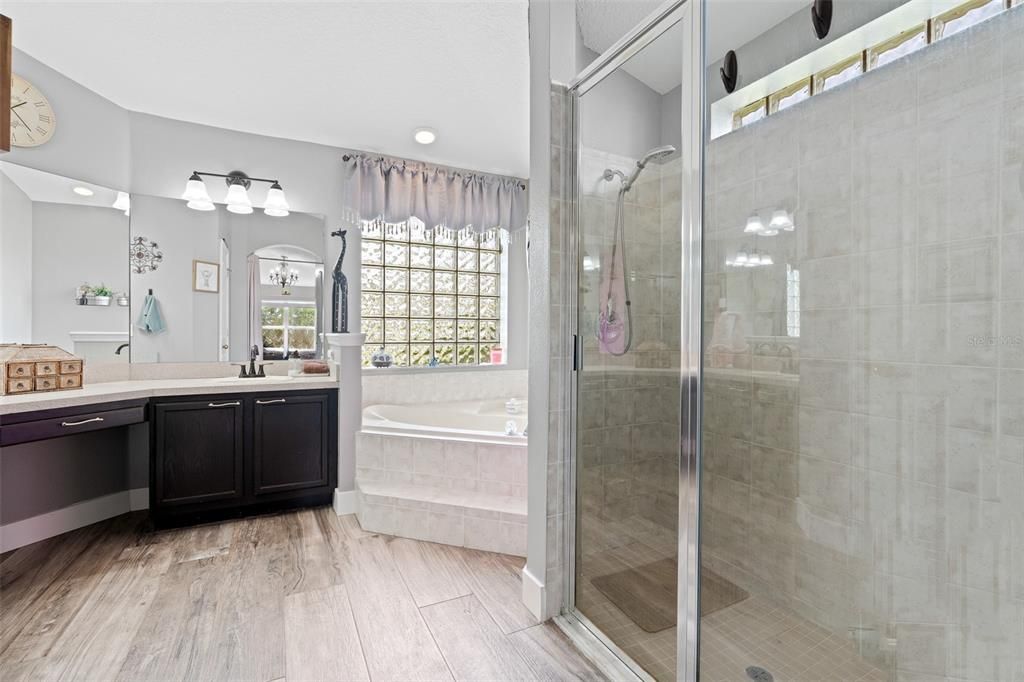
[148,288,153,295]
[720,50,738,93]
[811,0,833,40]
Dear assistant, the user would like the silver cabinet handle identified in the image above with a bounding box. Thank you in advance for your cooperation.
[61,417,104,427]
[256,398,286,405]
[208,401,241,408]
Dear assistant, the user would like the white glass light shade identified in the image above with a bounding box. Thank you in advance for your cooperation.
[264,182,290,217]
[182,173,212,204]
[759,252,774,266]
[187,200,216,211]
[744,215,764,234]
[112,191,130,215]
[769,209,793,232]
[734,251,749,264]
[225,182,253,215]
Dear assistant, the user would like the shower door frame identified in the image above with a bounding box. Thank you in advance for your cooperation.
[561,1,705,681]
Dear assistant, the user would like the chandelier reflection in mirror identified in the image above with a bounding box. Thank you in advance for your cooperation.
[270,257,300,295]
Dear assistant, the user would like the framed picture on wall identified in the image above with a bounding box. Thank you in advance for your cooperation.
[192,259,219,293]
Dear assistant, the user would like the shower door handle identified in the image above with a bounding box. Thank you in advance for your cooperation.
[572,333,583,372]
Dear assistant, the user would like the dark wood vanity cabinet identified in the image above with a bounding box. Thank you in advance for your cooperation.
[150,389,337,526]
[152,398,245,508]
[252,393,330,496]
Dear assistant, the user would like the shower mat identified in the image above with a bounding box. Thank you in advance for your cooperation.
[590,558,748,633]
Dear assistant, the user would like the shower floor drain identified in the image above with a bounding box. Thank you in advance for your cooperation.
[746,666,774,682]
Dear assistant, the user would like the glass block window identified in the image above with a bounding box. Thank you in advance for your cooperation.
[732,98,768,131]
[262,305,317,355]
[933,0,1004,40]
[361,220,502,367]
[867,23,928,69]
[768,77,812,114]
[813,53,864,94]
[786,265,800,338]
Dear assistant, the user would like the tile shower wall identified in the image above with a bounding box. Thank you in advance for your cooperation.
[577,146,682,540]
[701,9,1023,679]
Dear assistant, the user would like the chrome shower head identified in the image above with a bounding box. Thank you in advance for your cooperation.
[622,144,677,191]
[637,145,676,168]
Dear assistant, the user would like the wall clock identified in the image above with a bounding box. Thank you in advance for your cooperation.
[10,74,55,147]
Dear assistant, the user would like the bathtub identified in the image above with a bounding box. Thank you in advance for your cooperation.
[362,398,528,443]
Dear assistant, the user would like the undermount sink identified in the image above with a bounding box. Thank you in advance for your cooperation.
[211,375,294,384]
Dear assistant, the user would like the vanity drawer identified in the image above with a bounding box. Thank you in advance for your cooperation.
[0,405,146,447]
[58,374,83,389]
[7,377,33,393]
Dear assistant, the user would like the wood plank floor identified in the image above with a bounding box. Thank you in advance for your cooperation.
[0,508,605,682]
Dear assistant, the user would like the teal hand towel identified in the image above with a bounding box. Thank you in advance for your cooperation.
[136,294,167,334]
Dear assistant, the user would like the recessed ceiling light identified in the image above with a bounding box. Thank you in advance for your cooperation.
[72,186,94,196]
[414,128,437,145]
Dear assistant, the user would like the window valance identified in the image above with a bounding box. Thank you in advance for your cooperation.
[341,153,527,236]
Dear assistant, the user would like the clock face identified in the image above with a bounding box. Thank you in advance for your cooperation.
[10,74,56,148]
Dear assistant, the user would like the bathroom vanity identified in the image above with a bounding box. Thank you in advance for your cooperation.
[0,377,338,528]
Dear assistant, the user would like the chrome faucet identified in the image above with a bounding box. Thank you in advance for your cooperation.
[114,343,129,355]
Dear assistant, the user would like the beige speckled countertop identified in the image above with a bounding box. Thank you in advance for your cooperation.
[0,375,338,416]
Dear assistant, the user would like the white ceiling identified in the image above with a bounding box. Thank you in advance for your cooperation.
[576,0,809,93]
[1,161,121,209]
[4,1,530,178]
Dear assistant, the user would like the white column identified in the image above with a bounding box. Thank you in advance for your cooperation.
[324,332,365,515]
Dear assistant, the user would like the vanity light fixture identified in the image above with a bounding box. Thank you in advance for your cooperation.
[181,172,215,211]
[414,127,437,145]
[263,182,290,217]
[112,191,131,216]
[769,209,794,232]
[181,170,290,217]
[72,186,94,197]
[744,215,764,234]
[224,178,253,215]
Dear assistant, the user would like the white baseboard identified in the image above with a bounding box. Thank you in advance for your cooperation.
[0,490,132,553]
[128,487,149,511]
[521,564,546,620]
[333,488,359,515]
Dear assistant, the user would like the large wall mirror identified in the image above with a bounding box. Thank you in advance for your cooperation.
[0,161,131,362]
[127,195,326,364]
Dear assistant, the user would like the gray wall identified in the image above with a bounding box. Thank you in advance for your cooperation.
[0,173,33,343]
[706,0,905,103]
[6,49,130,191]
[31,202,129,351]
[129,194,221,363]
[577,45,665,161]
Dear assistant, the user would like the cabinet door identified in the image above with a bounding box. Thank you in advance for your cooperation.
[252,393,330,495]
[152,399,245,506]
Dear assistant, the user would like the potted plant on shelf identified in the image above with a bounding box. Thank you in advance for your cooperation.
[91,284,113,306]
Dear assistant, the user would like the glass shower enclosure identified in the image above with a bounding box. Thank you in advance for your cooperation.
[564,0,1021,680]
[564,1,702,680]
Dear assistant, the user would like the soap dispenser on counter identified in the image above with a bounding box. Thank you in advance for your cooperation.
[288,350,303,377]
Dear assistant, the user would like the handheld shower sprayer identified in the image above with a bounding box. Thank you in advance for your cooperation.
[596,144,677,356]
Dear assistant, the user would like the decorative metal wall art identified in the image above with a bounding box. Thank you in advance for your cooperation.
[130,236,163,274]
